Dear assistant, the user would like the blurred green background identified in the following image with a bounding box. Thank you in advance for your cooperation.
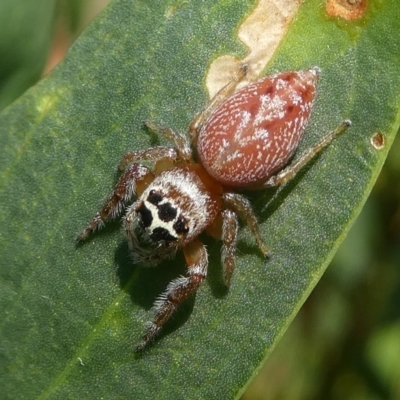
[1,0,399,399]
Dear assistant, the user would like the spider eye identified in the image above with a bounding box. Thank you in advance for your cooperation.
[136,201,153,228]
[173,215,189,235]
[147,190,163,205]
[157,201,177,222]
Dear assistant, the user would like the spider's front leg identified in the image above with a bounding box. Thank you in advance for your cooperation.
[135,239,208,352]
[76,164,152,242]
[77,143,186,242]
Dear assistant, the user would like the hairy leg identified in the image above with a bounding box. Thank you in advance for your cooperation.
[119,146,180,171]
[265,120,351,187]
[144,121,193,162]
[221,209,239,286]
[222,192,270,258]
[76,164,152,242]
[135,239,208,352]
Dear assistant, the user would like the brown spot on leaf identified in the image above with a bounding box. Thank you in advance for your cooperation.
[370,132,385,150]
[326,0,367,20]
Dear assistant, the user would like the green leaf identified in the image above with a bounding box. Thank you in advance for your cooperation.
[0,0,57,111]
[0,0,399,399]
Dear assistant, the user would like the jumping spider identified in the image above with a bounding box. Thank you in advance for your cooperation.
[77,66,350,352]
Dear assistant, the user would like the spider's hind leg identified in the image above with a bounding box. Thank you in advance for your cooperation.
[222,192,270,258]
[264,120,351,187]
[189,63,249,144]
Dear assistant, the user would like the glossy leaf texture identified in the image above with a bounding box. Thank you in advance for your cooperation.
[0,0,399,399]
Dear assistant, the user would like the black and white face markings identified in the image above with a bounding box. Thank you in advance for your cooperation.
[136,189,189,245]
[134,167,218,248]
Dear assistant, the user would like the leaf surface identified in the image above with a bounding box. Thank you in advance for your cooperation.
[0,0,399,399]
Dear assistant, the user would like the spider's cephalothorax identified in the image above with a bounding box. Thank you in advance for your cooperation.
[77,66,350,352]
[126,165,222,265]
[136,167,221,246]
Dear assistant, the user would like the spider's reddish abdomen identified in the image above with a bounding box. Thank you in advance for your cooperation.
[197,68,319,189]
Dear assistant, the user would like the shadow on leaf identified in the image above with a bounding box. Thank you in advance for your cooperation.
[113,240,197,343]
